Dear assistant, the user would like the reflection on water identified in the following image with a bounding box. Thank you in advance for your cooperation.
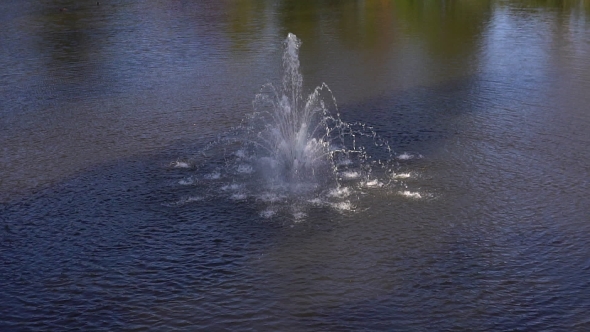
[1,0,590,331]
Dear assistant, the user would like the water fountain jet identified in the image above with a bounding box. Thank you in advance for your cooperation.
[175,33,408,220]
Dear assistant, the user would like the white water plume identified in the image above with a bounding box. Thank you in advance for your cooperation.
[173,33,421,220]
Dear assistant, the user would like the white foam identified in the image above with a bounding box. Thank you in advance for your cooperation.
[237,164,254,174]
[362,179,383,187]
[178,177,195,185]
[399,191,423,199]
[397,153,422,160]
[341,171,360,179]
[337,158,353,166]
[230,193,248,200]
[397,152,413,160]
[328,186,351,198]
[260,209,276,218]
[394,172,412,179]
[166,196,204,207]
[292,211,307,221]
[221,183,242,191]
[235,149,248,159]
[204,172,221,180]
[331,201,353,211]
[308,198,324,205]
[258,193,284,203]
[171,161,191,168]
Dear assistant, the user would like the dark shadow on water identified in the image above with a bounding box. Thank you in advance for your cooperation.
[0,149,285,330]
[338,75,483,159]
[2,127,375,329]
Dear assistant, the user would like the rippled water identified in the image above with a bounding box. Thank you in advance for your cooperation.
[2,1,590,330]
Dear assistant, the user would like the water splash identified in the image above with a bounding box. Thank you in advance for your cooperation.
[173,33,425,220]
[247,33,344,190]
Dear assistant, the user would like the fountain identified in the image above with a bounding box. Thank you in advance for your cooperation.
[247,33,343,190]
[173,33,407,220]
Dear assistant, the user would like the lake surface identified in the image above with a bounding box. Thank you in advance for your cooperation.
[2,0,590,330]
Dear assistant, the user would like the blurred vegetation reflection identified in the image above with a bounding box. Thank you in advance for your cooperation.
[227,0,588,53]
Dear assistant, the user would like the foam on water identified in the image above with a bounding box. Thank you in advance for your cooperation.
[397,152,422,160]
[231,193,248,200]
[399,191,423,199]
[234,149,248,158]
[221,183,243,191]
[308,197,323,205]
[171,160,192,168]
[328,186,351,198]
[164,196,204,207]
[182,196,204,203]
[204,172,221,180]
[257,192,285,203]
[331,201,354,211]
[260,209,277,219]
[341,171,360,179]
[178,177,195,185]
[292,211,307,221]
[237,164,254,174]
[362,179,383,188]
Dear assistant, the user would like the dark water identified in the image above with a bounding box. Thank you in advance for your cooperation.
[2,1,590,330]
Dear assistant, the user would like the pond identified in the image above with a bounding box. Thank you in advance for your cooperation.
[1,0,589,330]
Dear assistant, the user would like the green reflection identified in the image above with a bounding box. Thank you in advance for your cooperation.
[227,0,269,51]
[38,1,102,63]
[393,0,492,57]
[226,0,493,58]
[507,0,590,12]
[226,0,588,53]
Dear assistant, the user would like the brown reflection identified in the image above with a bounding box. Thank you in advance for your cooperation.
[38,2,102,61]
[227,0,269,51]
[224,0,499,106]
[227,0,492,56]
[392,1,492,57]
[34,0,111,91]
[223,0,588,57]
[508,0,590,12]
